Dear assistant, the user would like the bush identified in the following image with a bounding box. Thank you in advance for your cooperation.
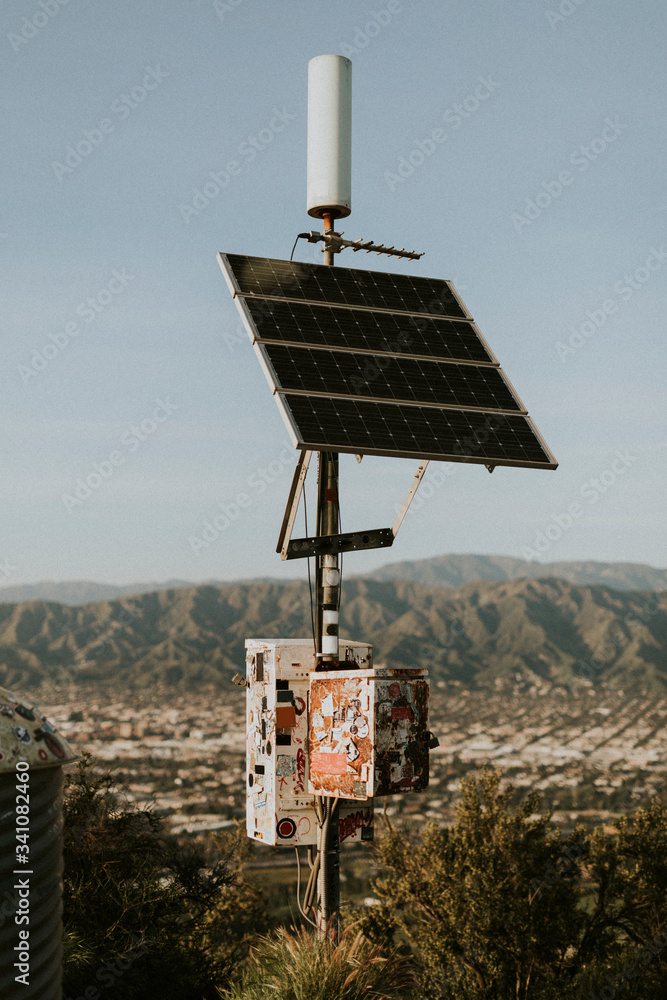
[220,923,417,1000]
[62,753,263,999]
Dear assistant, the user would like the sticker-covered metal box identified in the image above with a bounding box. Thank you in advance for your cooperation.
[245,638,374,846]
[308,667,429,800]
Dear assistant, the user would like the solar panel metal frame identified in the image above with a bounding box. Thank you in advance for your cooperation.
[218,253,558,470]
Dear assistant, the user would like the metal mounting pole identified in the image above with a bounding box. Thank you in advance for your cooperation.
[315,211,340,938]
[307,52,350,941]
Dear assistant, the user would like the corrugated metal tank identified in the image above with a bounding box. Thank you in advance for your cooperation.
[0,686,76,1000]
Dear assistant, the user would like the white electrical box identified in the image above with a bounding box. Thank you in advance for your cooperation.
[308,667,429,801]
[245,638,374,846]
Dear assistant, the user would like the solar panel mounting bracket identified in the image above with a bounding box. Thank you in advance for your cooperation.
[391,460,430,537]
[276,449,313,559]
[284,526,395,560]
[277,455,430,561]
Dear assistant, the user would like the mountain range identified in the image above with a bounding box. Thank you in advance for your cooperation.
[0,576,664,693]
[367,554,667,591]
[0,555,664,607]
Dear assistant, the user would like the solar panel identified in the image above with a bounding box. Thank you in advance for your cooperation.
[277,396,553,468]
[259,344,523,412]
[243,298,495,364]
[223,253,469,318]
[218,253,557,470]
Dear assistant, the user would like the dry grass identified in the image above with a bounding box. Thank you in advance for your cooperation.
[220,922,416,1000]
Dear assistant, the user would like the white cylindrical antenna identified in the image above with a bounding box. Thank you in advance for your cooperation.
[307,54,352,219]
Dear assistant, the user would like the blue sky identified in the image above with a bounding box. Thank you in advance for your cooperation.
[2,0,665,587]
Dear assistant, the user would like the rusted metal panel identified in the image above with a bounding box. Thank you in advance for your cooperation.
[245,639,375,846]
[308,667,429,800]
[308,674,375,799]
[374,673,429,796]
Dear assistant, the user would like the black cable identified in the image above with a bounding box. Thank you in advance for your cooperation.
[303,482,316,651]
[290,233,310,261]
[295,848,318,929]
[318,797,332,923]
[335,458,343,617]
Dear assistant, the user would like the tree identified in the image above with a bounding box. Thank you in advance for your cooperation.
[365,768,588,999]
[576,802,667,1000]
[364,770,667,1000]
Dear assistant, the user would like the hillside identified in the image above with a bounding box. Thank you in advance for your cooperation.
[0,578,664,692]
[367,554,667,592]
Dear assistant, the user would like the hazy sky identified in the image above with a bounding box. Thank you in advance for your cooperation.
[2,0,665,587]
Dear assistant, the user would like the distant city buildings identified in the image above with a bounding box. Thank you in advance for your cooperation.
[34,678,667,843]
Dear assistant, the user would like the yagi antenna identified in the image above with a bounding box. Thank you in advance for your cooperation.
[298,230,424,260]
